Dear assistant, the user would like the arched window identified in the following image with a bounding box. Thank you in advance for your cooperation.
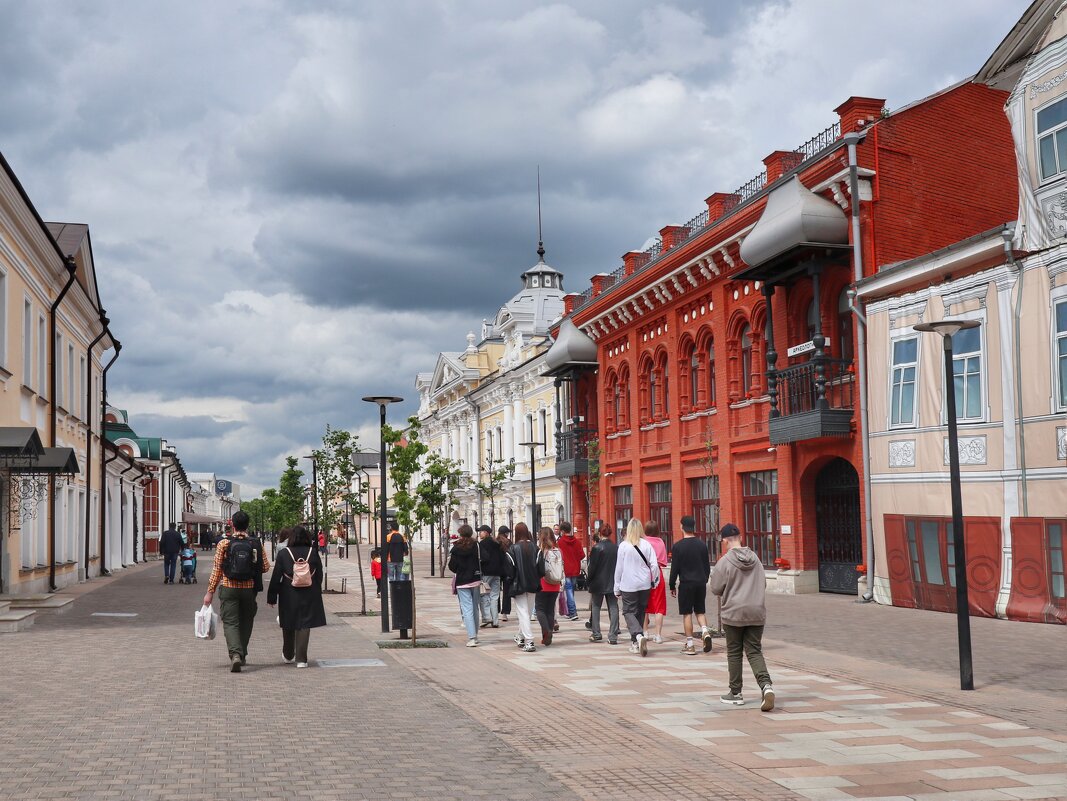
[741,324,753,395]
[619,366,631,429]
[660,358,669,418]
[708,339,717,406]
[689,350,700,411]
[613,380,622,428]
[838,288,854,362]
[649,364,658,419]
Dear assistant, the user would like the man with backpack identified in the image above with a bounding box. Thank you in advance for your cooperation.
[203,510,271,673]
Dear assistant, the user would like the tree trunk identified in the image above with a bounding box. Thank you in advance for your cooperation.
[354,536,367,615]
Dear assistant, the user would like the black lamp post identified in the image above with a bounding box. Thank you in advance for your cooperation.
[363,396,403,634]
[303,455,321,568]
[518,441,544,532]
[914,319,979,691]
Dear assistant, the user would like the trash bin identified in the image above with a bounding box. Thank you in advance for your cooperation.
[390,579,413,632]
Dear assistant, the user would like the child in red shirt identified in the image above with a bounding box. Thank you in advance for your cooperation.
[370,548,383,597]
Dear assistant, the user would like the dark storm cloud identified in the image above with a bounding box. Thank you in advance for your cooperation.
[0,0,1028,490]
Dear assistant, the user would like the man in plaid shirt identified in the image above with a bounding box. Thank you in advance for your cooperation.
[203,510,270,672]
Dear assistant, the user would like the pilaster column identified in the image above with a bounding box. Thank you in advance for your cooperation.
[503,395,514,461]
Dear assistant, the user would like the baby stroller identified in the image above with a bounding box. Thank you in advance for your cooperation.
[180,547,197,584]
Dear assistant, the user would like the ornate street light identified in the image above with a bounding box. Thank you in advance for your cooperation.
[518,441,544,532]
[362,396,404,634]
[913,318,979,691]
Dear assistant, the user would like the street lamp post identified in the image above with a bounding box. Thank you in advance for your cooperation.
[914,319,978,691]
[518,441,544,532]
[303,455,322,568]
[363,396,404,635]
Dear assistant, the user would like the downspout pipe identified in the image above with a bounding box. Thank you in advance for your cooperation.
[83,311,109,579]
[842,130,877,603]
[48,257,79,592]
[1005,227,1028,515]
[98,340,122,574]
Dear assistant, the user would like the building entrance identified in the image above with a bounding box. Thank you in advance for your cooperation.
[815,458,862,594]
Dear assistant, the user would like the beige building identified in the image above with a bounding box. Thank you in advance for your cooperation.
[417,247,568,537]
[857,0,1067,624]
[0,152,120,595]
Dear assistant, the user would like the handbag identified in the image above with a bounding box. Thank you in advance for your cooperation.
[480,580,491,596]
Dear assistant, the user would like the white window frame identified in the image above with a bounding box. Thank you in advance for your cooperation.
[67,342,75,415]
[888,330,921,429]
[0,266,7,370]
[940,309,987,424]
[55,332,64,409]
[79,355,87,419]
[22,298,32,389]
[1053,288,1067,413]
[1035,94,1067,184]
[37,314,46,400]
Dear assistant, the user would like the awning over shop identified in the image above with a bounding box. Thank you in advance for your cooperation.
[10,447,79,475]
[182,512,223,524]
[0,427,45,463]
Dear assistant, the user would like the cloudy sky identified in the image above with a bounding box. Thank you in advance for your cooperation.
[0,0,1025,493]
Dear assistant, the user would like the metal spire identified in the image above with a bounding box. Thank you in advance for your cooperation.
[536,166,545,261]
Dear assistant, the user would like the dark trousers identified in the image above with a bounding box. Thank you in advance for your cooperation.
[534,590,558,638]
[723,624,771,695]
[500,579,512,615]
[219,586,258,660]
[620,589,650,641]
[590,592,620,641]
[282,628,312,663]
[162,554,177,582]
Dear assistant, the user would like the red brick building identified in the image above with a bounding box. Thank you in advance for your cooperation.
[547,82,1017,595]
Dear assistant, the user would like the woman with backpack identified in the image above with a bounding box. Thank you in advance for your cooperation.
[507,523,539,652]
[614,518,660,657]
[535,527,564,646]
[448,524,482,647]
[266,525,326,668]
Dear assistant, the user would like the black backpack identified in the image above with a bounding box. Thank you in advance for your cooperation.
[223,537,260,581]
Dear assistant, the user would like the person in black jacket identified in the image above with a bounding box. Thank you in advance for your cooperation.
[586,527,620,644]
[669,515,713,655]
[477,525,503,628]
[159,523,183,585]
[267,525,326,668]
[448,524,482,647]
[507,523,540,652]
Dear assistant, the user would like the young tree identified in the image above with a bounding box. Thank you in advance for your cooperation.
[276,456,305,527]
[415,452,463,575]
[472,448,515,530]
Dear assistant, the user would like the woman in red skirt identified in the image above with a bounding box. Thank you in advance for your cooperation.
[644,520,669,643]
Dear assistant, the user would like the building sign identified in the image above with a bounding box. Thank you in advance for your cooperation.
[786,340,815,358]
[215,479,233,496]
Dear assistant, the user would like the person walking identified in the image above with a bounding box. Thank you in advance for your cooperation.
[644,520,669,643]
[534,528,563,646]
[159,523,183,585]
[614,518,659,656]
[507,523,539,652]
[448,524,482,647]
[496,526,513,622]
[202,510,270,672]
[556,521,585,621]
[476,524,503,629]
[669,515,713,655]
[586,525,619,644]
[266,524,326,668]
[384,523,409,583]
[710,523,774,711]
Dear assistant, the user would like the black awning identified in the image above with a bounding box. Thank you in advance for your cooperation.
[0,427,45,461]
[732,243,852,284]
[10,447,79,475]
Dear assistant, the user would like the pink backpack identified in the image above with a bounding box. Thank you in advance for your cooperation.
[285,547,314,588]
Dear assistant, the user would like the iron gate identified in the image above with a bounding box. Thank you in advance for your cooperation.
[815,458,862,594]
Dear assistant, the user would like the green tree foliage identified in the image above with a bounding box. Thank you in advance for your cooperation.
[473,449,515,529]
[312,425,365,535]
[382,415,429,530]
[276,456,305,527]
[416,451,463,573]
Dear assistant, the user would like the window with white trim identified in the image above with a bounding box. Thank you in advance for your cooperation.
[950,326,983,420]
[0,268,7,369]
[1038,96,1067,182]
[55,333,64,408]
[1056,298,1067,409]
[37,315,46,399]
[79,355,87,419]
[22,299,32,388]
[68,343,75,414]
[890,336,918,426]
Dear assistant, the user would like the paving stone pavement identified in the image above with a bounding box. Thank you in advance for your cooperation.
[325,550,1067,801]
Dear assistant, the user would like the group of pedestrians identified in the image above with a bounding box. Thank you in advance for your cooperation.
[447,514,775,711]
[200,511,327,672]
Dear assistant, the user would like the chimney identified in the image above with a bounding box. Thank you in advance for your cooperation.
[660,225,688,251]
[835,96,886,134]
[622,251,650,276]
[706,192,741,221]
[590,273,613,297]
[563,293,582,315]
[763,150,805,183]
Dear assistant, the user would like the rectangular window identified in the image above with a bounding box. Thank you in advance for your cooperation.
[613,485,633,538]
[0,268,6,369]
[1037,96,1067,180]
[67,343,75,414]
[22,299,32,388]
[55,333,64,409]
[890,337,918,426]
[647,481,672,552]
[950,326,982,420]
[690,476,720,563]
[80,356,87,419]
[1049,521,1065,601]
[904,516,957,612]
[742,470,779,567]
[708,342,717,406]
[37,315,46,400]
[1056,299,1067,409]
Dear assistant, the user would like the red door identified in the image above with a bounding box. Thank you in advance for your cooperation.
[963,517,1001,619]
[884,515,917,608]
[1007,518,1065,624]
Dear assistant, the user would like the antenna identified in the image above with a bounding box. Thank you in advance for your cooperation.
[537,166,545,261]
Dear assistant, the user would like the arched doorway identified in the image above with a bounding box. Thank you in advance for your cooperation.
[815,458,862,594]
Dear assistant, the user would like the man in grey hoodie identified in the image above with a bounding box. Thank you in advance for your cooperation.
[709,523,774,711]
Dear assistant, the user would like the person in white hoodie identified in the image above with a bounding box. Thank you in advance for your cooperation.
[614,518,660,656]
[709,523,774,711]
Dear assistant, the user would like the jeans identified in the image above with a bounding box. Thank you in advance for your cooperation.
[181,564,195,582]
[513,592,535,644]
[620,589,650,642]
[563,576,578,617]
[479,575,501,624]
[535,590,558,639]
[456,586,481,639]
[387,562,405,582]
[590,592,620,641]
[724,624,771,695]
[163,554,177,582]
[218,586,258,659]
[282,628,312,663]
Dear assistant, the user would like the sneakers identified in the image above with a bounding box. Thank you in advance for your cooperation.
[628,642,640,653]
[720,691,745,706]
[230,654,242,673]
[466,639,479,647]
[761,685,775,712]
[638,633,648,657]
[702,629,713,653]
[568,615,580,622]
[584,620,592,630]
[682,642,697,656]
[552,622,559,632]
[296,662,309,668]
[513,634,524,647]
[283,654,295,664]
[500,614,508,622]
[589,634,603,642]
[521,642,536,652]
[608,639,618,645]
[480,621,492,628]
[650,634,664,644]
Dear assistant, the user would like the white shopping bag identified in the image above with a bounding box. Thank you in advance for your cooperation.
[194,604,218,640]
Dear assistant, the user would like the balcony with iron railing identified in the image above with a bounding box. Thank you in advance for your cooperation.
[768,356,854,444]
[569,121,840,316]
[555,428,597,479]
